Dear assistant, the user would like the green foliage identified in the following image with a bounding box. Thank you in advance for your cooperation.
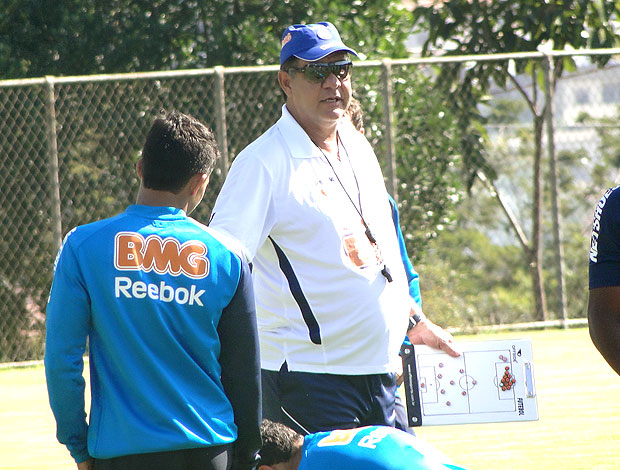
[483,98,528,124]
[412,97,610,326]
[418,209,534,329]
[0,85,52,361]
[409,0,620,322]
[391,68,465,255]
[409,0,620,184]
[413,0,620,71]
[578,108,620,188]
[5,0,618,359]
[2,1,456,361]
[352,64,466,258]
[0,0,412,79]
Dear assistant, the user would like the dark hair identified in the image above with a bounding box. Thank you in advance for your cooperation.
[259,419,303,467]
[279,56,299,101]
[141,110,219,193]
[280,56,300,72]
[347,96,364,132]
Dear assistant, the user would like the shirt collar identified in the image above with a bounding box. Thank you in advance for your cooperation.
[125,205,187,219]
[276,104,332,160]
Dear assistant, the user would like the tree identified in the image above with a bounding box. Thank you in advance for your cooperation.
[411,0,620,321]
[3,1,463,361]
[0,0,412,78]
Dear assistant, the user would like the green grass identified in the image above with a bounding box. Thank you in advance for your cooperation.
[415,328,620,470]
[1,364,82,469]
[1,327,618,469]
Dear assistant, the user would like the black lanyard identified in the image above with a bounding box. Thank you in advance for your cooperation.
[316,133,392,282]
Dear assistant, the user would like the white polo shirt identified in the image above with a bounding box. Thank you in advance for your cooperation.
[210,105,411,374]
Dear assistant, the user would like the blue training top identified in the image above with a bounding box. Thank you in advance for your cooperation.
[590,186,620,288]
[45,205,261,464]
[388,195,419,353]
[299,425,467,470]
[388,195,421,306]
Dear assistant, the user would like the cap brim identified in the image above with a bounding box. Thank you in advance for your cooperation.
[294,44,358,62]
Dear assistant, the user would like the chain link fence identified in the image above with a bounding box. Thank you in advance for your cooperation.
[2,50,620,362]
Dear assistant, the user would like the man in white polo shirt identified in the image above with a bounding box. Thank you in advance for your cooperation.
[209,21,459,434]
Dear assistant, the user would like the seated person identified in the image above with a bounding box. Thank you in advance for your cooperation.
[258,419,468,470]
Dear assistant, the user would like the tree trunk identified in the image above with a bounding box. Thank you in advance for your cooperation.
[544,57,568,327]
[531,113,548,321]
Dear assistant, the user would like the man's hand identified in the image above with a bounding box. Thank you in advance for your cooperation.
[77,458,92,470]
[406,318,461,357]
[395,373,404,387]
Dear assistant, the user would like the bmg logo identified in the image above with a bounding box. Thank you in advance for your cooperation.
[114,232,209,279]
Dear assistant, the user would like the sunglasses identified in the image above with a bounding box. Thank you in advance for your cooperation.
[287,60,353,83]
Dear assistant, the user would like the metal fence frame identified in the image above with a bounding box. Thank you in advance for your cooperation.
[2,48,620,362]
[5,47,617,254]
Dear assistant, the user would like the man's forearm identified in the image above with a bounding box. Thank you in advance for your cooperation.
[217,261,262,466]
[588,287,620,376]
[589,306,620,375]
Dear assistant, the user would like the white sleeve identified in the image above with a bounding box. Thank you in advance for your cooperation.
[209,151,277,262]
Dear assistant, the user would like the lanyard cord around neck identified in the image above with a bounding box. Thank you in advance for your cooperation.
[316,133,373,241]
[316,133,392,281]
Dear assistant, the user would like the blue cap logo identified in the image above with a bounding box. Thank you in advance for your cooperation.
[280,22,357,65]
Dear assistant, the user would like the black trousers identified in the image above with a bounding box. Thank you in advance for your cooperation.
[93,444,232,470]
[261,362,396,435]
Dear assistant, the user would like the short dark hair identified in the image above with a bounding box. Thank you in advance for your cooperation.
[347,96,364,132]
[141,110,219,193]
[279,56,300,101]
[280,56,300,73]
[259,419,303,467]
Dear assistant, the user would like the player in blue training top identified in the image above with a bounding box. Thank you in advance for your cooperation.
[389,193,419,435]
[588,185,620,376]
[258,420,468,470]
[45,111,261,470]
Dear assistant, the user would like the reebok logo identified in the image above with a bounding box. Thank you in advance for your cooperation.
[115,232,209,278]
[115,277,205,306]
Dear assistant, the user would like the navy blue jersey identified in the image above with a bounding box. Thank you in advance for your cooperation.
[299,426,467,470]
[45,205,261,463]
[590,186,620,288]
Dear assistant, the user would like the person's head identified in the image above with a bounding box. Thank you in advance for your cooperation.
[346,96,364,134]
[258,420,304,470]
[138,110,219,213]
[278,22,358,135]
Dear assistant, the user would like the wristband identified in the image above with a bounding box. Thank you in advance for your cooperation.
[407,312,425,331]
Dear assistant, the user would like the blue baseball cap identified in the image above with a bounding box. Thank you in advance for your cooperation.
[280,22,358,65]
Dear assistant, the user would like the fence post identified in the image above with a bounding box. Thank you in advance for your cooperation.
[542,56,568,329]
[214,66,230,175]
[44,76,62,253]
[381,58,398,201]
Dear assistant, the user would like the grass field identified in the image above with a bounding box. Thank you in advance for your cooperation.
[1,327,619,469]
